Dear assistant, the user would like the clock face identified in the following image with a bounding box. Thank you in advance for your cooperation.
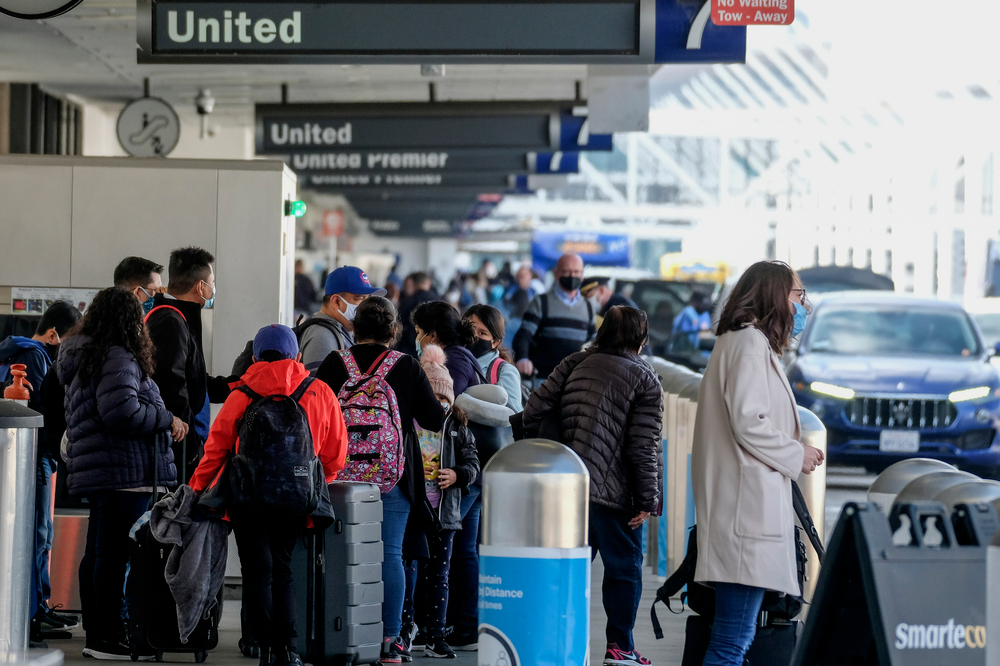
[0,0,84,19]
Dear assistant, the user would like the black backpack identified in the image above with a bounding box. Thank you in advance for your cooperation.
[228,377,326,516]
[651,481,826,639]
[293,317,347,349]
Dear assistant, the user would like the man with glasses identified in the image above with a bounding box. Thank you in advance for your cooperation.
[147,247,231,481]
[113,256,164,315]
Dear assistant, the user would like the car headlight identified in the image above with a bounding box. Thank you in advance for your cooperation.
[810,382,855,400]
[949,386,992,403]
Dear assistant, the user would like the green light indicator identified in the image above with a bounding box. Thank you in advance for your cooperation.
[285,200,307,217]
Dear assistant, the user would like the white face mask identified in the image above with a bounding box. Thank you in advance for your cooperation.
[440,401,451,410]
[588,295,602,311]
[340,300,359,322]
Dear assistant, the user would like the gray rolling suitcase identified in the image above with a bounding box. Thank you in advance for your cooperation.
[296,481,383,666]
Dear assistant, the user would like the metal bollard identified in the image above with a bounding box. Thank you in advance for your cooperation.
[0,401,43,661]
[796,407,826,604]
[866,458,957,511]
[479,439,590,666]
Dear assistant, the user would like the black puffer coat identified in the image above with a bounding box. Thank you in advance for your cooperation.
[521,349,663,513]
[56,334,177,495]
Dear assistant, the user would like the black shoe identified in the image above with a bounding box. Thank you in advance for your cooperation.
[273,648,303,666]
[38,604,80,631]
[241,639,262,660]
[257,647,272,666]
[379,637,405,664]
[400,622,415,652]
[423,639,457,659]
[447,631,478,651]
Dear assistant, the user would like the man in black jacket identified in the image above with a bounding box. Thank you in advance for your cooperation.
[146,247,232,481]
[397,272,439,357]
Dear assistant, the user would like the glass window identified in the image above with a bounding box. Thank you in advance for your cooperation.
[806,305,981,357]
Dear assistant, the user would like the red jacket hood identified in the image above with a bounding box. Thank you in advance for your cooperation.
[238,359,311,396]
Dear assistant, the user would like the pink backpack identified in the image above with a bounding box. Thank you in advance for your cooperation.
[336,349,405,493]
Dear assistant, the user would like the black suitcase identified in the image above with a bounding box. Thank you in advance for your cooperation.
[128,516,223,663]
[295,481,383,666]
[681,614,799,666]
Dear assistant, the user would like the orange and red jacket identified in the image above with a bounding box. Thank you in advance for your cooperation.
[189,358,347,494]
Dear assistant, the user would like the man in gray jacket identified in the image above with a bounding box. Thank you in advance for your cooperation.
[298,266,385,372]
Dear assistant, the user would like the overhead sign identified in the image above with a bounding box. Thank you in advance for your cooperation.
[711,0,793,25]
[338,187,504,203]
[369,218,457,237]
[283,149,530,174]
[532,231,631,271]
[137,0,745,65]
[529,152,581,175]
[117,97,181,157]
[0,0,82,19]
[301,171,513,190]
[351,199,475,222]
[256,102,574,153]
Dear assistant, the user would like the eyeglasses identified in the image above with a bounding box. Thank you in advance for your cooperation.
[791,288,807,305]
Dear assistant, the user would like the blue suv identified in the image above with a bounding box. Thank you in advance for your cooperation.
[786,292,1000,476]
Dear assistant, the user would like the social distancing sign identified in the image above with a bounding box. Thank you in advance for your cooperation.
[711,0,793,26]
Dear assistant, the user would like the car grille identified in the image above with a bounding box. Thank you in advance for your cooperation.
[845,396,958,429]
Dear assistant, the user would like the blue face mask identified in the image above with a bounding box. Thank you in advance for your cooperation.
[792,302,808,337]
[415,335,424,358]
[138,288,156,316]
[201,281,216,310]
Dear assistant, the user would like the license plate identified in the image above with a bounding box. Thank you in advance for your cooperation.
[879,430,920,453]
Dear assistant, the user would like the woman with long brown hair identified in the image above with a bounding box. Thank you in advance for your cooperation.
[56,287,185,659]
[691,261,824,666]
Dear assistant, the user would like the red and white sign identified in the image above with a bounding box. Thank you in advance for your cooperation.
[321,209,345,238]
[711,0,794,26]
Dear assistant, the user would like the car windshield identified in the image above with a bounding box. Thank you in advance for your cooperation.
[973,313,1000,343]
[806,305,982,357]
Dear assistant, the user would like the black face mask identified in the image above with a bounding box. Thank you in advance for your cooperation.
[470,337,496,358]
[559,276,583,292]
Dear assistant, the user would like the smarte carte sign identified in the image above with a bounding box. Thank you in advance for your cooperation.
[711,0,793,26]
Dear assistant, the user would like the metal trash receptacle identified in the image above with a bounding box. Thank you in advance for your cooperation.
[867,458,957,510]
[0,400,43,661]
[479,439,590,666]
[796,407,826,603]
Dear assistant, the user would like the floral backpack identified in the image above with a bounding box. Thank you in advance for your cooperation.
[335,349,405,493]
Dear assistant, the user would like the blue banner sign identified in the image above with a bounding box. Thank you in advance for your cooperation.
[528,152,580,174]
[532,231,631,271]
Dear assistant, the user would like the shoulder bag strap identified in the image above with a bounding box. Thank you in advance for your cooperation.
[488,358,504,384]
[792,480,825,563]
[540,292,549,321]
[144,304,186,324]
[339,349,364,383]
[369,350,403,379]
[290,376,316,403]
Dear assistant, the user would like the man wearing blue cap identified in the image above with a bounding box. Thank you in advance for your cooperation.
[298,266,386,373]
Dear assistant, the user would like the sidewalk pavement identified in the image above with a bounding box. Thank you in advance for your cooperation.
[35,557,690,666]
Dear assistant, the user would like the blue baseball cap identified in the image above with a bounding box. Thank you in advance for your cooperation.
[324,266,387,297]
[253,324,299,360]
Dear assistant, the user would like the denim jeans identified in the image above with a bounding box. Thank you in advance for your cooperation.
[703,583,766,666]
[382,485,411,639]
[590,505,644,651]
[446,483,481,638]
[34,456,56,615]
[79,491,151,644]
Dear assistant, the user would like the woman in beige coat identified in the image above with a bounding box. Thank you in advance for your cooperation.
[691,261,824,666]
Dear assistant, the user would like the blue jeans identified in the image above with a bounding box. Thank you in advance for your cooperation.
[703,583,766,666]
[382,485,411,639]
[590,505,644,651]
[34,457,56,616]
[79,491,151,643]
[446,484,481,638]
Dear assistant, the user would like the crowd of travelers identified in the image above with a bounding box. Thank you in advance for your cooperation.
[2,247,669,666]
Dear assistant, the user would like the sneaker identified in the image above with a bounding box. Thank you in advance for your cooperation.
[410,629,427,650]
[400,622,416,652]
[603,643,651,666]
[39,605,80,631]
[379,637,405,664]
[83,640,150,661]
[423,639,457,659]
[447,631,477,651]
[273,648,304,666]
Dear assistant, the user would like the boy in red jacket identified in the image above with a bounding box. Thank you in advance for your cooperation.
[190,324,347,666]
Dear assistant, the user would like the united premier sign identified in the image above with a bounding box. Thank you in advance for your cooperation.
[137,0,746,65]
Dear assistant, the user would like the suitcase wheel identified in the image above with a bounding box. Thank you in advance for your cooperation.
[195,652,208,663]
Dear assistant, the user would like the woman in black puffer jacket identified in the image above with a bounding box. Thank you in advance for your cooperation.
[56,287,185,660]
[519,306,663,666]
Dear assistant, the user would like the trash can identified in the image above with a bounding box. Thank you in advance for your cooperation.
[0,400,43,661]
[893,470,979,505]
[866,458,956,510]
[479,439,590,666]
[796,407,826,603]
